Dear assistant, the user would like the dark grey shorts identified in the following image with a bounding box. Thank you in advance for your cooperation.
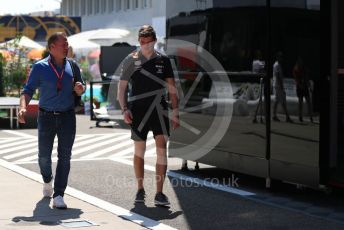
[130,107,170,141]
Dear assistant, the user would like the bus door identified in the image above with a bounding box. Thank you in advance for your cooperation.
[269,2,321,187]
[329,0,344,186]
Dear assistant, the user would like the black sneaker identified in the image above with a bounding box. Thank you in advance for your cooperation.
[154,192,170,206]
[135,189,146,203]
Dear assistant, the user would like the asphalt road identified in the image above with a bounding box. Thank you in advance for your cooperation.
[1,115,344,230]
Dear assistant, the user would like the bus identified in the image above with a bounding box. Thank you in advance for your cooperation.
[166,0,343,190]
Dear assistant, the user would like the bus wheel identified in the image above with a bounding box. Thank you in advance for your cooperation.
[181,160,189,171]
[195,162,200,170]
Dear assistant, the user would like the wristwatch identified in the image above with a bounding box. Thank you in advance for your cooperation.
[121,106,128,114]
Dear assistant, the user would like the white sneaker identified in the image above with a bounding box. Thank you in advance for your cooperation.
[43,181,53,197]
[53,195,67,209]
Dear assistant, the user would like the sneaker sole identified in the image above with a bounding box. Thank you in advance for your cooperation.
[134,200,145,203]
[53,204,67,209]
[154,201,170,206]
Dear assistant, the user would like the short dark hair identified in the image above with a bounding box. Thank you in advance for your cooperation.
[47,32,67,50]
[138,25,156,40]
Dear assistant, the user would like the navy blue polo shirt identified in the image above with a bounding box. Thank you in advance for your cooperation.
[22,55,84,111]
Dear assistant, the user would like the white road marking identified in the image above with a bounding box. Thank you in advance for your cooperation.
[81,138,133,159]
[18,134,116,162]
[0,138,36,152]
[75,134,130,157]
[0,159,177,230]
[109,138,155,158]
[1,133,157,163]
[0,137,22,144]
[112,157,156,171]
[0,141,39,155]
[0,130,36,138]
[167,171,255,196]
[4,135,88,160]
[14,157,110,164]
[4,139,57,160]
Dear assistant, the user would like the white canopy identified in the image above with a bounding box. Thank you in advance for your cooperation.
[88,28,138,46]
[67,28,139,56]
[0,36,43,49]
[90,28,130,40]
[67,31,100,57]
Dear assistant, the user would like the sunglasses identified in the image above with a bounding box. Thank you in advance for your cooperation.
[139,38,155,45]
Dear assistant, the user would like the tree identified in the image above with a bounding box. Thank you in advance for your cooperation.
[2,35,28,96]
[0,54,4,96]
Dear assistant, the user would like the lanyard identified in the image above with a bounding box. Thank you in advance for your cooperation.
[48,58,65,79]
[48,58,65,91]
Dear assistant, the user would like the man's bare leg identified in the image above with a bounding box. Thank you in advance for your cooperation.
[155,135,168,193]
[134,141,146,190]
[273,100,280,121]
[298,96,303,122]
[282,99,292,122]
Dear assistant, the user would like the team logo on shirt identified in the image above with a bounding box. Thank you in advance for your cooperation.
[134,60,142,70]
[156,64,164,74]
[155,59,164,74]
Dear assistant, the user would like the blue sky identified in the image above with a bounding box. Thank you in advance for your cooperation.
[0,0,60,15]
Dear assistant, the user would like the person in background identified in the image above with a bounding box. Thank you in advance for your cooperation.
[293,57,313,122]
[272,52,292,123]
[67,46,75,59]
[252,50,265,123]
[252,50,265,74]
[89,60,101,81]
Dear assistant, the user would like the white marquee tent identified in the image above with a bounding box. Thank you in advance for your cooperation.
[67,31,100,57]
[88,28,137,46]
[0,36,43,49]
[67,28,140,57]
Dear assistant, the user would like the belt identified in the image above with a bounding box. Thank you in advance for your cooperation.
[39,108,74,115]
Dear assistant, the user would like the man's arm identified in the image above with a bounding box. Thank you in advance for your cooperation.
[71,60,86,96]
[18,93,32,124]
[19,63,39,124]
[166,77,180,130]
[118,80,132,124]
[74,82,85,96]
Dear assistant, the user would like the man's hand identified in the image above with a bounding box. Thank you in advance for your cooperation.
[18,108,27,124]
[74,82,85,96]
[123,109,133,124]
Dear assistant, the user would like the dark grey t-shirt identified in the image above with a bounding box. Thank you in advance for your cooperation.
[120,51,174,109]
